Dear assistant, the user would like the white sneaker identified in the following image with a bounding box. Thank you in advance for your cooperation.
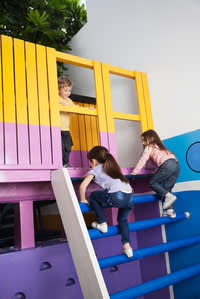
[163,193,177,209]
[162,209,176,218]
[91,222,108,233]
[123,247,133,258]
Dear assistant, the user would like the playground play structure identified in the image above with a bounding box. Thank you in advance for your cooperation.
[0,34,200,299]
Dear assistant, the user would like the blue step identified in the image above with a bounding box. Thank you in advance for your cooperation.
[80,193,158,213]
[98,234,200,269]
[88,213,189,240]
[110,263,200,299]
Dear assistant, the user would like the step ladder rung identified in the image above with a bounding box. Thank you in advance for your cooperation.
[99,234,200,269]
[88,213,189,240]
[110,263,200,299]
[79,193,157,213]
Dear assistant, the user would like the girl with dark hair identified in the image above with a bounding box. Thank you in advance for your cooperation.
[131,129,180,218]
[80,146,134,258]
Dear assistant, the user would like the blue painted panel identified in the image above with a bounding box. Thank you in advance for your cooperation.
[163,129,200,182]
[165,191,200,299]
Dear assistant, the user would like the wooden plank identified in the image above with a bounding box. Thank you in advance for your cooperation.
[135,71,148,132]
[36,44,52,166]
[25,41,41,165]
[70,112,82,166]
[78,103,88,167]
[84,103,93,151]
[14,201,35,249]
[46,47,62,168]
[56,51,93,69]
[14,38,30,164]
[0,37,4,164]
[59,105,97,115]
[109,65,135,78]
[1,35,17,164]
[90,104,100,147]
[142,73,154,130]
[93,61,109,148]
[51,169,110,299]
[113,111,140,121]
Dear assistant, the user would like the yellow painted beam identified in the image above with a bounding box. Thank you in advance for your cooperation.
[46,47,60,127]
[1,35,16,123]
[109,65,136,79]
[36,44,50,126]
[70,113,81,151]
[84,103,93,151]
[90,104,100,147]
[25,41,39,126]
[101,63,115,133]
[113,112,140,121]
[59,105,97,116]
[135,71,148,132]
[142,73,154,129]
[93,61,108,132]
[14,38,28,124]
[78,103,87,151]
[56,51,93,69]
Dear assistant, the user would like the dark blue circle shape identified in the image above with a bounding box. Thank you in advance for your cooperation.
[186,142,200,172]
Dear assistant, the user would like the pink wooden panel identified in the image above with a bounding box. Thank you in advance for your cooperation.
[4,122,17,164]
[15,201,35,249]
[29,124,42,165]
[17,124,30,164]
[0,122,4,164]
[40,125,52,166]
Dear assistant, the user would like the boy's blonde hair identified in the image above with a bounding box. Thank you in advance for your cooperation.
[58,76,72,89]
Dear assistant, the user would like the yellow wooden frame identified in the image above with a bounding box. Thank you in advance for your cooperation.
[101,63,153,133]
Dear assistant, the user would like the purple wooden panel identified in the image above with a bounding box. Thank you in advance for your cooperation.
[17,123,30,164]
[99,131,109,148]
[29,124,41,165]
[51,126,62,168]
[69,150,82,167]
[81,150,89,168]
[15,201,35,249]
[0,122,4,164]
[107,132,117,159]
[0,181,54,202]
[4,122,17,164]
[0,242,83,299]
[0,170,52,184]
[40,125,52,166]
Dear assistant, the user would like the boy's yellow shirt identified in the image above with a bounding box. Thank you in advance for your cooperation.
[59,95,76,131]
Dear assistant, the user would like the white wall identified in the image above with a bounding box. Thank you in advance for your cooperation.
[66,0,200,165]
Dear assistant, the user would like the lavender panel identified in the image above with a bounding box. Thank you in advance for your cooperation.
[107,132,117,159]
[17,123,30,164]
[0,242,83,299]
[81,150,89,168]
[51,126,62,168]
[69,150,82,167]
[29,124,41,165]
[4,122,17,164]
[0,122,4,164]
[40,125,52,166]
[99,131,109,148]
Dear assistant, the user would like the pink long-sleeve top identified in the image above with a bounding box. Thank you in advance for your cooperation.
[133,144,177,174]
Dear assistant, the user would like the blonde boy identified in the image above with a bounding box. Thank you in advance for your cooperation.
[58,76,76,167]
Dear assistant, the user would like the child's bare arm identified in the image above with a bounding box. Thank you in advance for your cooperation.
[79,174,94,203]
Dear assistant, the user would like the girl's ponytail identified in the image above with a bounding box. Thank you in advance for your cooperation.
[87,146,128,183]
[104,153,129,183]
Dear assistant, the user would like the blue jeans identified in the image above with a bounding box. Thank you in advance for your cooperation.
[90,190,134,244]
[149,158,180,207]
